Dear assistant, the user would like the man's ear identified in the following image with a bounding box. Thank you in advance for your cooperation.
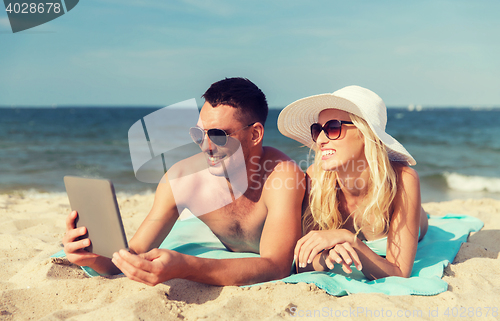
[251,122,264,146]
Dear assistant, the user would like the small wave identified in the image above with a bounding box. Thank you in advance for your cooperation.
[1,188,155,199]
[444,172,500,193]
[0,189,68,199]
[116,190,155,198]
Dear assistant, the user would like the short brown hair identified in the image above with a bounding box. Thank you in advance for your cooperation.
[202,77,268,126]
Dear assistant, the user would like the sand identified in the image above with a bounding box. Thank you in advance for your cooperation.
[1,192,499,320]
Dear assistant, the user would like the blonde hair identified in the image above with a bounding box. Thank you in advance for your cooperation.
[303,113,398,237]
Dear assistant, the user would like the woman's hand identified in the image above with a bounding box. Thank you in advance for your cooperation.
[62,210,101,267]
[294,229,362,271]
[321,242,362,273]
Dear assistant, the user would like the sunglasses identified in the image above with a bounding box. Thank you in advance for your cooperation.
[310,119,354,142]
[190,122,256,147]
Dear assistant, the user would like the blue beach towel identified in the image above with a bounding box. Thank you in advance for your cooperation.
[161,213,483,296]
[53,213,483,296]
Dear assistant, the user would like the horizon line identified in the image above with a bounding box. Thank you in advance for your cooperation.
[1,105,500,110]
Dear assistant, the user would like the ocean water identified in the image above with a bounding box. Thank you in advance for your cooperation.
[1,107,500,203]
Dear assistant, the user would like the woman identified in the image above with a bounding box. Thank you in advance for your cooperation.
[278,85,428,280]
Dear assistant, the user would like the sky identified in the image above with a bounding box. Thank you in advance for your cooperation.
[1,0,499,108]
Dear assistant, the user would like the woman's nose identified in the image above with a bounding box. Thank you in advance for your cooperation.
[315,129,329,145]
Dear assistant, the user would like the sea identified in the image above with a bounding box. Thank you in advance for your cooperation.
[1,106,500,203]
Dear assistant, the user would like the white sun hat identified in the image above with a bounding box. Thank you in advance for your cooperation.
[278,85,416,166]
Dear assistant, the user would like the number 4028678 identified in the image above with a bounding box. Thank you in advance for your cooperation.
[444,307,498,318]
[5,2,62,14]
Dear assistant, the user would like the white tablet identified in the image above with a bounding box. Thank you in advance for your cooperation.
[64,176,128,258]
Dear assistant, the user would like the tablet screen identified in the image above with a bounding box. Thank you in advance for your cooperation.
[64,176,128,258]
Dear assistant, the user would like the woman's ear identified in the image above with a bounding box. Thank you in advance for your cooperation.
[251,122,264,146]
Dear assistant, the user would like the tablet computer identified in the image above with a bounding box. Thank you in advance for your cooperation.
[63,176,128,258]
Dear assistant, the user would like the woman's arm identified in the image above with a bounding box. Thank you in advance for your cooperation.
[369,165,422,278]
[297,165,423,279]
[297,238,361,274]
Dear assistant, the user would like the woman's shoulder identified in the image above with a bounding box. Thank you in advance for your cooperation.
[391,161,420,189]
[306,164,315,176]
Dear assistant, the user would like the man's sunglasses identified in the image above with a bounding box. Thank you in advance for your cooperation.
[190,122,256,147]
[310,119,354,142]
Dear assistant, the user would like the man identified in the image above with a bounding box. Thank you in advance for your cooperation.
[63,78,305,286]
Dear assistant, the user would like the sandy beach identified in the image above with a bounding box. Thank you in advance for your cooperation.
[1,192,499,320]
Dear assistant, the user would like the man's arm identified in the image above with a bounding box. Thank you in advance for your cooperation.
[127,175,180,254]
[62,172,180,275]
[112,160,305,286]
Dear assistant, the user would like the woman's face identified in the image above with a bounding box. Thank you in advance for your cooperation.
[316,109,367,173]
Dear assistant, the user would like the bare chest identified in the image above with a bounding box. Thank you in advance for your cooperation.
[197,195,267,253]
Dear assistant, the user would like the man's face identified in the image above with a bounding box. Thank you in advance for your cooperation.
[196,102,250,176]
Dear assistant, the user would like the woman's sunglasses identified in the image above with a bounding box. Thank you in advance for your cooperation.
[190,122,256,147]
[310,119,354,142]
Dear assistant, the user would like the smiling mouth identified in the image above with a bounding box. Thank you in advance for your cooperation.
[206,153,227,165]
[321,150,336,159]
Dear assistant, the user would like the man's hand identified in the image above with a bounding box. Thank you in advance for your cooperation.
[112,248,185,286]
[62,210,101,267]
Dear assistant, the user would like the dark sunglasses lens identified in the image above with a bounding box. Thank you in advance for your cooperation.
[207,129,227,146]
[190,127,204,145]
[310,123,322,142]
[325,120,342,139]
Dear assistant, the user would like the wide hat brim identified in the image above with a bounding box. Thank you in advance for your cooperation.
[277,86,416,166]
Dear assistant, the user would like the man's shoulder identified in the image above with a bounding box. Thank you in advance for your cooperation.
[259,147,306,213]
[261,146,302,174]
[260,146,305,195]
